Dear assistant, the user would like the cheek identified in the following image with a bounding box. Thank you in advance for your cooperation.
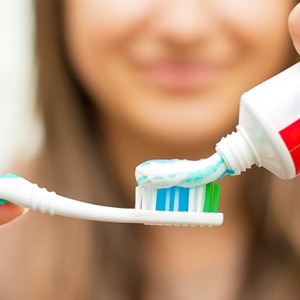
[218,1,293,57]
[217,0,293,26]
[64,0,154,104]
[65,0,153,42]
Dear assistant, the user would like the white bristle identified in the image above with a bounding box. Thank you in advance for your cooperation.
[150,188,156,210]
[196,185,205,212]
[135,186,142,209]
[134,185,223,226]
[165,188,170,211]
[188,187,196,212]
[174,187,179,211]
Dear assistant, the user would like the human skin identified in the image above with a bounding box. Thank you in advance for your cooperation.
[63,5,300,297]
[1,3,300,224]
[0,3,300,298]
[1,4,300,299]
[0,203,26,225]
[64,0,294,153]
[62,1,298,201]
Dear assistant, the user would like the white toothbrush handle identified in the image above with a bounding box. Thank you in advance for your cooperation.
[0,177,138,222]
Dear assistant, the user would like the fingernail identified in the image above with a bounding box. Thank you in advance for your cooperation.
[21,207,30,216]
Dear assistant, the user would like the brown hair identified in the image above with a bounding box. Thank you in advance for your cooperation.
[19,0,300,299]
[26,1,143,299]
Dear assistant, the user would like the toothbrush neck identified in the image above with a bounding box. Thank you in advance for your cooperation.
[216,127,257,174]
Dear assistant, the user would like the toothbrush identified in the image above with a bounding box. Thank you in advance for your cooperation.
[0,173,223,226]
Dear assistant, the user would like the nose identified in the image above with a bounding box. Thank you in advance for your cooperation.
[151,1,215,47]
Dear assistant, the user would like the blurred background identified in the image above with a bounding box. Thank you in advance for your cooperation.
[0,1,38,170]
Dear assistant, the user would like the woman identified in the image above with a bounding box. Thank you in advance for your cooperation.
[1,1,300,299]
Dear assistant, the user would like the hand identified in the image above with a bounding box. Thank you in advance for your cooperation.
[0,203,27,225]
[289,3,300,55]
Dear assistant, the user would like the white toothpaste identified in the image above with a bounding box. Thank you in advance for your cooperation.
[135,152,235,188]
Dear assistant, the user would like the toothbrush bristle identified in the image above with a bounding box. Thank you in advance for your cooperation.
[135,183,220,213]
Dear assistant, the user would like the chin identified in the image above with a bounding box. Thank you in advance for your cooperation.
[139,110,237,156]
[139,124,220,158]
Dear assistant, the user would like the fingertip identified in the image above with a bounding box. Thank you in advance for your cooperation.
[289,3,300,54]
[0,203,28,225]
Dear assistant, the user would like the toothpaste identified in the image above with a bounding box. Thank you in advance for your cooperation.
[135,152,236,188]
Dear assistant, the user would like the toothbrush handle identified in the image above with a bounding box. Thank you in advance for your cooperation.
[0,176,135,222]
[0,176,56,214]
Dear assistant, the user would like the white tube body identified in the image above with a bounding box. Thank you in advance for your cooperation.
[216,62,300,179]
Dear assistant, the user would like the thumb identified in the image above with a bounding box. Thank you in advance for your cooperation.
[0,203,28,225]
[289,3,300,55]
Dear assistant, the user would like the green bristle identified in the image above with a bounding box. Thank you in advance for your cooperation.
[204,182,213,212]
[212,183,221,212]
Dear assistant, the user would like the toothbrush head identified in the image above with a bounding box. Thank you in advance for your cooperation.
[135,182,223,226]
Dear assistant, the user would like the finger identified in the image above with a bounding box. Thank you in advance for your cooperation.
[289,3,300,55]
[0,203,28,225]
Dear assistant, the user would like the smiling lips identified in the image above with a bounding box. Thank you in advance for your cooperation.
[138,62,226,91]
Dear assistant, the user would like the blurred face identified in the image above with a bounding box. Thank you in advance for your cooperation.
[64,1,295,154]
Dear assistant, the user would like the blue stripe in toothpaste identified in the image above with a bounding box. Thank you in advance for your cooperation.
[135,152,236,188]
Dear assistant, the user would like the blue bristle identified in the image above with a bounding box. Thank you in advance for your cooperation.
[179,187,189,211]
[156,188,167,211]
[156,186,190,212]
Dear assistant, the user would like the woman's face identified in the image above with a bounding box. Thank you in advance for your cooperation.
[64,1,295,154]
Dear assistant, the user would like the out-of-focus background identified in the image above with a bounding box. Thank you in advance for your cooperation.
[0,1,38,170]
